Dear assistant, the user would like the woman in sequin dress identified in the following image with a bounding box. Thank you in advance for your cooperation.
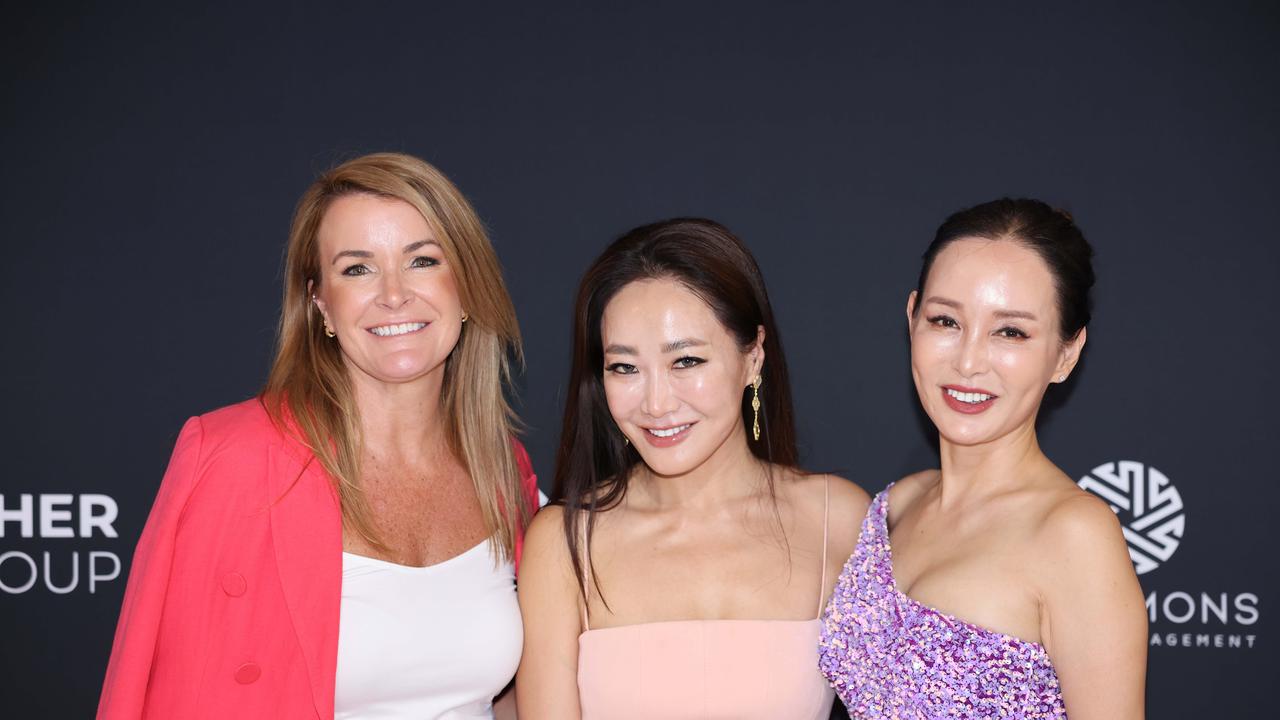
[820,198,1147,719]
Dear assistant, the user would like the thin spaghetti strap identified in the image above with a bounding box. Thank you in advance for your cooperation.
[578,511,591,632]
[816,475,831,618]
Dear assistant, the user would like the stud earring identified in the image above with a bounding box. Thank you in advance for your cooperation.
[751,375,763,441]
[1058,375,1066,382]
[461,312,469,323]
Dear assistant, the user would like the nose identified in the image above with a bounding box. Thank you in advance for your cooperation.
[376,269,412,310]
[954,328,990,378]
[641,372,680,419]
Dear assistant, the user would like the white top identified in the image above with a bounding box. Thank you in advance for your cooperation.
[335,540,522,719]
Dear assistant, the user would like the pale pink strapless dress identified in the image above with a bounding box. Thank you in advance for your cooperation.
[578,618,834,719]
[575,480,835,720]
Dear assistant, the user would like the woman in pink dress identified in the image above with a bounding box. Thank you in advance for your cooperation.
[517,218,870,719]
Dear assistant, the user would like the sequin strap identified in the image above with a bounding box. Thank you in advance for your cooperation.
[868,488,892,591]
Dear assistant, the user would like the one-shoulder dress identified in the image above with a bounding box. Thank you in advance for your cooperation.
[819,485,1067,719]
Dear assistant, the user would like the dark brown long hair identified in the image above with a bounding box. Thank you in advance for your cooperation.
[551,218,799,598]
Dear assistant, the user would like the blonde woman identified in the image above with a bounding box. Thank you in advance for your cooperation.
[98,153,538,719]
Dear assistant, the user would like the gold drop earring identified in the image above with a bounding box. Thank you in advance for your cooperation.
[312,294,335,338]
[751,375,763,441]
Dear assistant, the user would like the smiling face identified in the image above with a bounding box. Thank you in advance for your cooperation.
[600,278,763,478]
[908,237,1085,447]
[312,193,464,387]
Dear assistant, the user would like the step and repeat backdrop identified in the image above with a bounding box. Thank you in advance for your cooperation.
[1,2,1274,717]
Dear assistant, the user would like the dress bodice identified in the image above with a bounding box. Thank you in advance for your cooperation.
[578,618,834,719]
[819,486,1067,719]
[576,477,836,719]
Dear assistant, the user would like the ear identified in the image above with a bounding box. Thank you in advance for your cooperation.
[906,290,918,329]
[308,279,329,320]
[747,325,766,384]
[1053,326,1087,383]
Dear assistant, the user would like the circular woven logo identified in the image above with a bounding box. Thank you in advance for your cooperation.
[1078,461,1185,575]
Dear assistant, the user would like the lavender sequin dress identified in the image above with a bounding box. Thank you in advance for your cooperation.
[819,486,1067,719]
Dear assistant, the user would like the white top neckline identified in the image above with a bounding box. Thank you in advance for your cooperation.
[335,536,521,719]
[341,538,489,573]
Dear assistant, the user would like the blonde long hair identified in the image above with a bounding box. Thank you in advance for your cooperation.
[261,152,528,560]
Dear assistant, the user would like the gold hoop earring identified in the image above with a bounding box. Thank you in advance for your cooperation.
[751,375,762,442]
[324,324,336,338]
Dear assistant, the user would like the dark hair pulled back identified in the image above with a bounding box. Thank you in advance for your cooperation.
[551,218,799,598]
[915,197,1095,341]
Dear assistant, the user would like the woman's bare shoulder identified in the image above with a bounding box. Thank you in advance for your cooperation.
[785,472,871,558]
[522,504,571,569]
[1038,487,1126,555]
[890,468,940,506]
[825,473,871,517]
[782,470,869,514]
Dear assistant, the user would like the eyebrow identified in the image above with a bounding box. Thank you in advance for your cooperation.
[330,239,439,265]
[923,296,1039,321]
[994,309,1039,321]
[662,338,707,353]
[602,338,709,355]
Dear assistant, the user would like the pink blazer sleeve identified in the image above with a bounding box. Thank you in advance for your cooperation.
[97,417,205,719]
[512,438,539,575]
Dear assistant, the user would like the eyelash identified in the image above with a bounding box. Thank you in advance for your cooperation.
[341,256,438,276]
[927,314,958,329]
[927,315,1030,340]
[604,356,706,375]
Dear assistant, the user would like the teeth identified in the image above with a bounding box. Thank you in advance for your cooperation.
[648,424,690,438]
[370,322,427,337]
[946,388,992,404]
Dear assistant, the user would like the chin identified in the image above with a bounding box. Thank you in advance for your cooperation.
[934,419,1004,447]
[637,450,704,478]
[349,357,442,385]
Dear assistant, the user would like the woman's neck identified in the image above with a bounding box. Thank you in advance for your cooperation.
[634,428,767,512]
[349,368,447,463]
[935,420,1050,508]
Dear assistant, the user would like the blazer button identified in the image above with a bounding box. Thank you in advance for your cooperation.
[221,572,247,597]
[234,662,261,684]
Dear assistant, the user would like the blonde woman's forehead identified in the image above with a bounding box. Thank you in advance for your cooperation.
[317,194,434,251]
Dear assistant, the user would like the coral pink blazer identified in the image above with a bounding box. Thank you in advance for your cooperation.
[97,399,538,719]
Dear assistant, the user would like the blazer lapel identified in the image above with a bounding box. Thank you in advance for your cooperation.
[268,443,341,719]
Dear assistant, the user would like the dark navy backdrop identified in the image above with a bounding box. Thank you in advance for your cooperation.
[1,2,1275,717]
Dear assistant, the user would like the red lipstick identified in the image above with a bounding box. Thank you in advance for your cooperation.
[940,385,997,415]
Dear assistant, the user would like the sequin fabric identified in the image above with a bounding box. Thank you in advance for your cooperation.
[819,486,1067,719]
